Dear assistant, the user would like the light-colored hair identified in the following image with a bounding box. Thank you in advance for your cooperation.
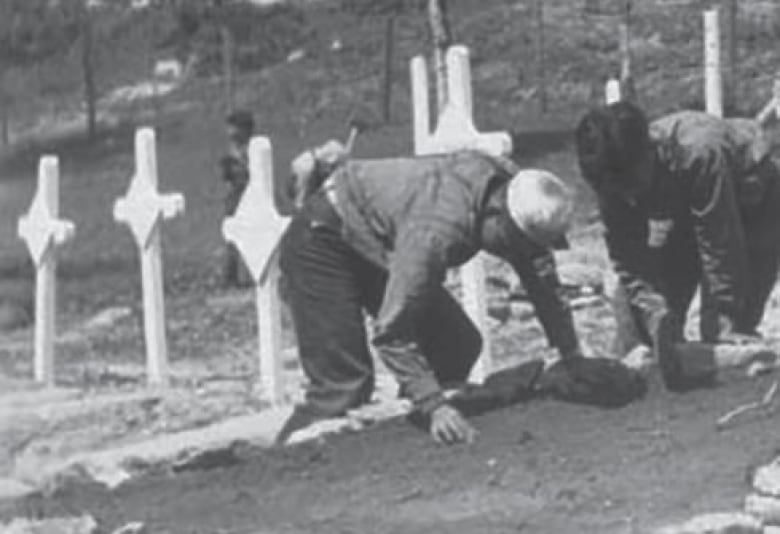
[507,169,575,246]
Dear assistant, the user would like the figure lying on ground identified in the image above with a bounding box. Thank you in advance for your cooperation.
[576,103,780,390]
[276,142,616,445]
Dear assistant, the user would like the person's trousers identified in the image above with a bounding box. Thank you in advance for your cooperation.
[611,160,780,352]
[279,210,482,417]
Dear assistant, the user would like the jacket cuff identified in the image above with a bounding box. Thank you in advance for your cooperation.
[414,390,448,415]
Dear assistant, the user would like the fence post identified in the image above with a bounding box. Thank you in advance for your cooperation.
[704,9,724,117]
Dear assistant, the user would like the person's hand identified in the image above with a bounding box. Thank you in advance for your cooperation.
[429,404,477,445]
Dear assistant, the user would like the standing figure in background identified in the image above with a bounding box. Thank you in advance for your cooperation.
[219,110,255,288]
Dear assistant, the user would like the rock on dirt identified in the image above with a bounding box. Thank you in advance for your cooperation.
[0,478,35,501]
[745,493,780,525]
[0,515,97,534]
[110,522,147,534]
[754,459,780,496]
[653,512,763,534]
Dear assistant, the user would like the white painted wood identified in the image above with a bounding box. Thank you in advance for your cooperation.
[113,128,184,387]
[605,78,621,105]
[460,252,490,383]
[409,45,513,383]
[222,137,290,406]
[704,9,724,117]
[411,47,511,158]
[411,55,431,156]
[17,156,75,385]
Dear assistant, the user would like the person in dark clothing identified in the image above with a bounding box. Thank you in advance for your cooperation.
[575,103,780,382]
[220,110,255,287]
[279,147,587,444]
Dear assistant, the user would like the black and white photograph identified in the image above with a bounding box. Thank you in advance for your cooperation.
[1,0,780,532]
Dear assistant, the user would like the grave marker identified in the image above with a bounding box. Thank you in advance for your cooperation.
[410,45,513,383]
[704,9,724,117]
[223,137,290,406]
[113,128,184,387]
[17,156,75,385]
[605,78,622,105]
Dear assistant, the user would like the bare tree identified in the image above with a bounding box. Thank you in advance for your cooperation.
[426,0,452,113]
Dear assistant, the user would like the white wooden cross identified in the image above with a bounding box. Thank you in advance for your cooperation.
[222,137,291,406]
[17,156,75,385]
[113,128,184,387]
[605,78,622,105]
[703,9,724,118]
[410,45,513,383]
[412,46,512,157]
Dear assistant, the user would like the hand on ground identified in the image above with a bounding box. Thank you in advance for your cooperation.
[430,404,477,445]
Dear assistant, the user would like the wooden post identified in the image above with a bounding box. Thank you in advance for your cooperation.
[606,78,622,104]
[704,9,724,117]
[113,128,185,387]
[382,15,396,123]
[721,0,737,110]
[17,156,75,385]
[427,0,452,113]
[535,0,547,113]
[223,137,291,406]
[411,55,431,155]
[618,2,637,103]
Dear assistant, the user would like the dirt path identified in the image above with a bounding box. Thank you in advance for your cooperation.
[5,372,777,534]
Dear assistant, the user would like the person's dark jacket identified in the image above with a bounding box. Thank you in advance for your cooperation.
[326,150,580,410]
[220,146,250,215]
[592,111,772,340]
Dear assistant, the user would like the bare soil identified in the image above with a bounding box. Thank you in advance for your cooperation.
[4,372,779,534]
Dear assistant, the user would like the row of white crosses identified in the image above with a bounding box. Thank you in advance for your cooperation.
[411,45,513,383]
[18,128,185,388]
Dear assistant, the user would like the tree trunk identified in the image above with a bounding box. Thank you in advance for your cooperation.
[381,14,395,123]
[535,0,547,112]
[81,3,97,139]
[619,1,638,103]
[721,0,737,111]
[427,0,452,114]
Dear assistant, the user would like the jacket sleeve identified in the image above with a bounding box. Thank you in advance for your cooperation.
[371,224,449,414]
[688,148,748,339]
[601,199,669,333]
[505,241,581,356]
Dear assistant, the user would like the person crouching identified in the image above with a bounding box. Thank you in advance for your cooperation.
[278,146,588,444]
